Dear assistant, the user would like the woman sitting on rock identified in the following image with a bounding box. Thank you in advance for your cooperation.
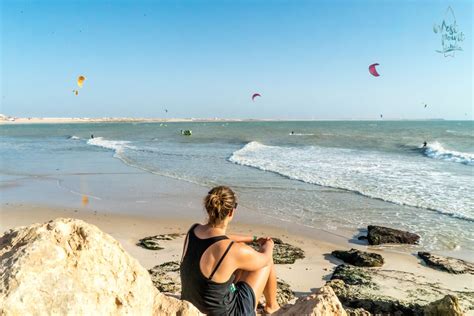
[180,186,279,315]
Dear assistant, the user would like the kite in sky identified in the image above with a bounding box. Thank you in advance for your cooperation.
[77,75,86,88]
[252,93,261,101]
[369,63,380,77]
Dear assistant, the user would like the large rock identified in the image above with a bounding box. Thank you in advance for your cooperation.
[367,225,420,245]
[332,249,384,267]
[418,252,474,274]
[275,285,347,316]
[424,295,464,316]
[0,218,201,315]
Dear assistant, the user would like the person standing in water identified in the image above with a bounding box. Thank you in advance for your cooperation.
[180,186,279,315]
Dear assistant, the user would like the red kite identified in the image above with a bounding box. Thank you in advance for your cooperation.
[252,93,261,101]
[369,63,380,77]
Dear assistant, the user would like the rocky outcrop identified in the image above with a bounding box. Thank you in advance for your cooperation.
[275,285,347,316]
[332,249,384,267]
[424,295,464,316]
[0,218,201,315]
[249,237,305,264]
[418,252,474,274]
[149,261,181,293]
[328,264,472,315]
[153,292,203,315]
[327,279,423,315]
[138,233,185,250]
[331,264,375,287]
[366,225,420,245]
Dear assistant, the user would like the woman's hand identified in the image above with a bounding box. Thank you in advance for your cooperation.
[259,237,274,252]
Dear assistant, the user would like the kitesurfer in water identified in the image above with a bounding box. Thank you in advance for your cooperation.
[91,134,94,139]
[423,141,427,148]
[290,131,294,135]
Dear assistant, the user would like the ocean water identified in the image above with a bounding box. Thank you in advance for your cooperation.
[1,121,473,252]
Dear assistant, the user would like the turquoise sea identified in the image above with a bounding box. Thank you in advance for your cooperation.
[1,120,473,253]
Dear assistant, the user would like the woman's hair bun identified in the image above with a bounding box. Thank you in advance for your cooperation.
[204,186,236,226]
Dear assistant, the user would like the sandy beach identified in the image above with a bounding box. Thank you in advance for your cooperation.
[2,200,473,314]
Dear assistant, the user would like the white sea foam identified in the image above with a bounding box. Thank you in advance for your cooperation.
[86,137,135,157]
[423,141,474,165]
[229,141,474,222]
[289,133,315,136]
[68,135,80,140]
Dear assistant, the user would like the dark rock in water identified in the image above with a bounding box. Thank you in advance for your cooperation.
[367,225,420,245]
[332,249,384,267]
[138,233,185,250]
[327,279,423,316]
[249,237,305,264]
[331,264,376,287]
[424,295,464,316]
[148,261,181,294]
[418,252,474,274]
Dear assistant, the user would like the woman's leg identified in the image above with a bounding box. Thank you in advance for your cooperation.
[262,262,279,312]
[237,260,279,313]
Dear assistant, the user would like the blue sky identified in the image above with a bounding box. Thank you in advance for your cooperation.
[1,0,472,119]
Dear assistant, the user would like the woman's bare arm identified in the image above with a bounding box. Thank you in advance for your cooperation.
[233,239,274,271]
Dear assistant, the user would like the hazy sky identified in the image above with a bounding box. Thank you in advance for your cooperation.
[1,0,472,119]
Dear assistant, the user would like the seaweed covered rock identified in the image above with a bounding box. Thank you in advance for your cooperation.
[367,225,420,245]
[331,265,376,287]
[274,285,347,316]
[249,237,305,264]
[149,261,181,294]
[424,295,464,316]
[138,233,184,250]
[344,307,371,316]
[258,278,295,309]
[418,252,474,274]
[327,279,423,315]
[332,249,384,267]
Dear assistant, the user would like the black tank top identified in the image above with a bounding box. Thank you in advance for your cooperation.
[180,224,235,315]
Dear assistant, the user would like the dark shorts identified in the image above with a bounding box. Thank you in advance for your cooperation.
[227,281,256,316]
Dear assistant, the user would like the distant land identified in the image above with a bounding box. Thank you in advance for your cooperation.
[0,115,456,124]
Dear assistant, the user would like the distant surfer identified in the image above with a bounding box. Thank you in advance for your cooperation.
[423,141,427,148]
[91,134,94,139]
[290,131,294,135]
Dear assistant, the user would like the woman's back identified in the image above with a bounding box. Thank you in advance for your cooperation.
[180,224,236,315]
